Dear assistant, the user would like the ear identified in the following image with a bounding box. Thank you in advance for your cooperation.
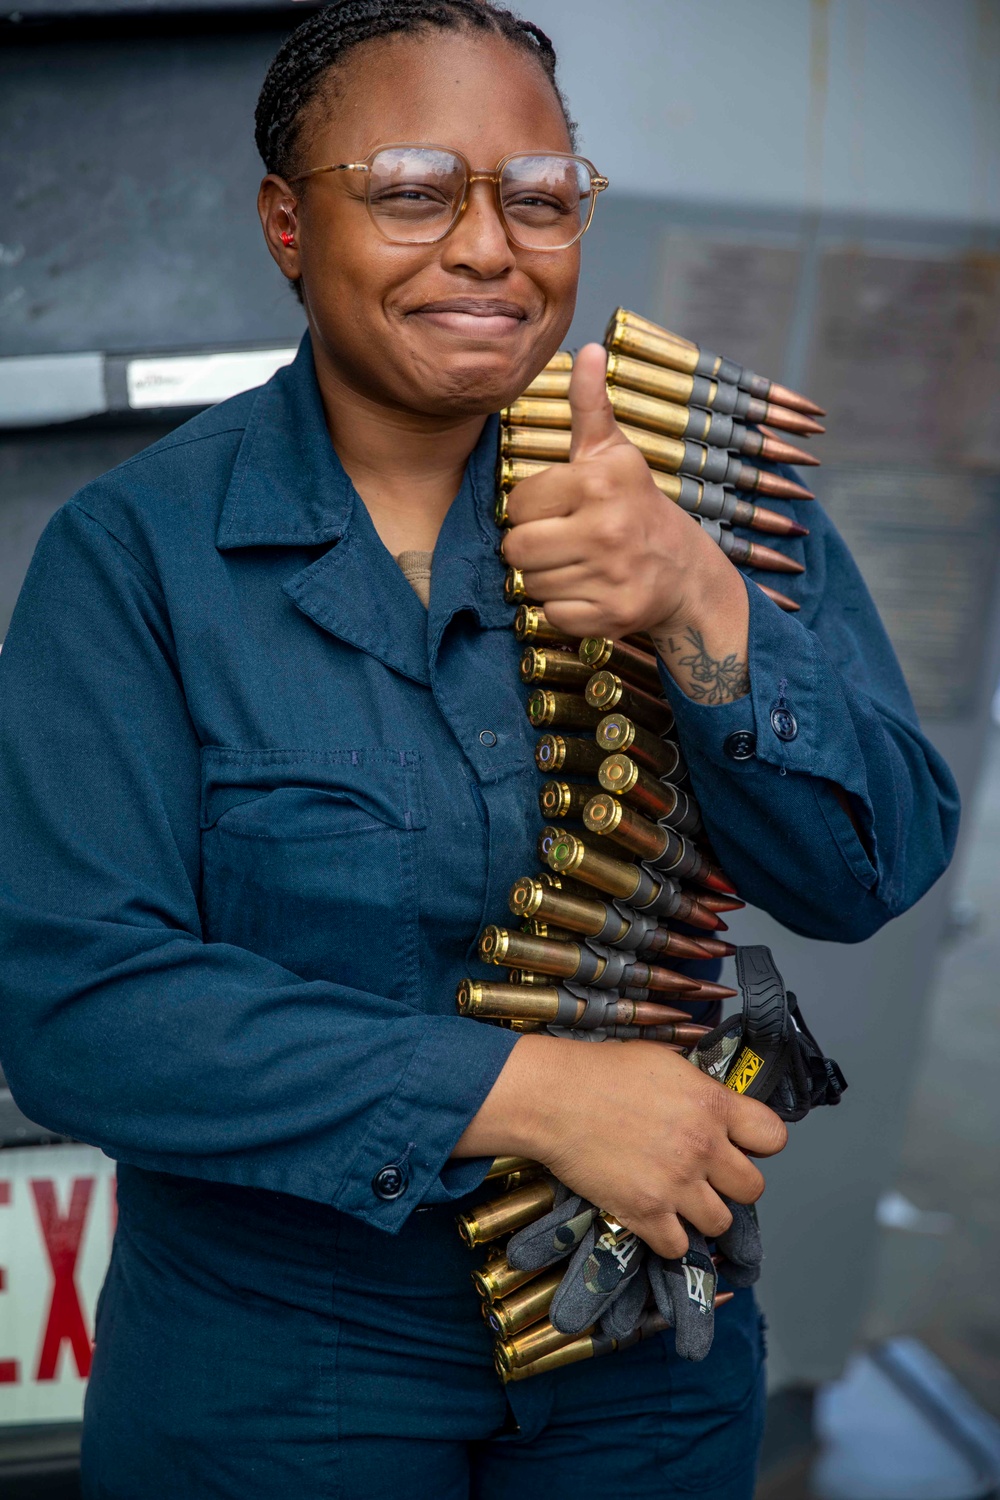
[258,174,301,282]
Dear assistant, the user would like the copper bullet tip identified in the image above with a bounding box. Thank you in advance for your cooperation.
[758,434,821,468]
[699,868,738,896]
[767,381,826,417]
[694,981,739,1001]
[749,543,805,576]
[758,582,801,613]
[691,937,738,958]
[787,520,810,537]
[691,893,745,913]
[680,903,724,931]
[751,470,815,502]
[762,404,826,436]
[748,506,810,539]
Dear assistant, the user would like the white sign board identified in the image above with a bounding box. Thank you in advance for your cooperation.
[0,1145,116,1425]
[126,348,297,409]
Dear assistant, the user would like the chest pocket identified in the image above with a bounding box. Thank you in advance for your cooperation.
[200,748,426,1002]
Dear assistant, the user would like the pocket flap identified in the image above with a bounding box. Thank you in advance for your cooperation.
[200,747,426,832]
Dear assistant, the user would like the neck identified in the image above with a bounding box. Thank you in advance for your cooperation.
[311,343,488,557]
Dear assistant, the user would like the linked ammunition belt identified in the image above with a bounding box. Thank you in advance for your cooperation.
[455,308,839,1384]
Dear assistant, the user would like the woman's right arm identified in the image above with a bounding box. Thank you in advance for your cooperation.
[0,501,522,1230]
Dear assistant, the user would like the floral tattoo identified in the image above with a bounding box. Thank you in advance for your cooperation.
[665,626,751,705]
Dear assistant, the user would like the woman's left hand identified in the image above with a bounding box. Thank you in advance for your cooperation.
[502,343,751,703]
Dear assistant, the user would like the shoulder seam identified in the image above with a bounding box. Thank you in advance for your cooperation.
[67,501,164,595]
[111,422,247,476]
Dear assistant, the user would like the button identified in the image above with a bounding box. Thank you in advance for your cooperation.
[372,1164,408,1201]
[770,706,798,742]
[724,730,757,761]
[479,729,497,747]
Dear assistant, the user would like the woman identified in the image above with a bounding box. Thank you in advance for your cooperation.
[0,3,958,1496]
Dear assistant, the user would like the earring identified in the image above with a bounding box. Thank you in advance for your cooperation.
[279,230,295,247]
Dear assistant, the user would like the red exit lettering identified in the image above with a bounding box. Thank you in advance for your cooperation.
[0,1182,17,1385]
[31,1177,95,1382]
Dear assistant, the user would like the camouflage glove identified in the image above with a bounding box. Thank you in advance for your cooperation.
[715,1199,763,1288]
[597,1259,652,1340]
[548,1213,646,1336]
[505,1180,597,1274]
[647,1225,718,1361]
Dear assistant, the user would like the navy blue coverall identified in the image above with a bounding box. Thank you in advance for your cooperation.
[0,338,958,1498]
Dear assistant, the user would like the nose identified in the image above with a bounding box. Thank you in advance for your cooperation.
[439,177,516,279]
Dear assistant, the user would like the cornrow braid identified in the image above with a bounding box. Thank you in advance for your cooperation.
[254,0,575,180]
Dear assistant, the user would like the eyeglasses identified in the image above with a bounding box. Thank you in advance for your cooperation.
[288,143,609,252]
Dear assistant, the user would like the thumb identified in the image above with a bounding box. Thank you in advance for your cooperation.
[569,342,626,462]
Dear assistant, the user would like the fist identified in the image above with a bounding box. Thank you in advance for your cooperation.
[502,343,733,641]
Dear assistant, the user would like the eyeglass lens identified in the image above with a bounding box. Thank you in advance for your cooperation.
[366,147,595,249]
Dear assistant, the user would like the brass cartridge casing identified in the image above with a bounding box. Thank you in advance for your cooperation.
[605,309,700,377]
[499,1332,596,1382]
[544,350,574,372]
[534,733,606,776]
[578,637,662,695]
[457,1178,556,1248]
[520,649,593,689]
[521,919,575,942]
[527,690,604,731]
[598,754,700,834]
[538,780,597,821]
[585,671,675,735]
[501,1308,674,1383]
[606,385,694,439]
[473,1254,543,1304]
[509,876,629,943]
[515,606,579,649]
[487,1267,565,1338]
[504,568,528,604]
[504,396,573,430]
[614,308,697,350]
[497,1316,587,1371]
[595,713,682,780]
[500,426,572,463]
[457,979,563,1022]
[546,832,644,902]
[584,793,668,862]
[479,927,591,982]
[537,824,568,862]
[523,368,572,400]
[499,457,550,491]
[484,1155,537,1181]
[605,350,696,406]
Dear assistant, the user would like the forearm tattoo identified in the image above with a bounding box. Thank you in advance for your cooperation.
[660,626,751,705]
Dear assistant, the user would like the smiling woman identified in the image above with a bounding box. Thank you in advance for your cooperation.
[0,2,960,1498]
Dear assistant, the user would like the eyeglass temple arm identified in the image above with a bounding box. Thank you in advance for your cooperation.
[287,162,371,185]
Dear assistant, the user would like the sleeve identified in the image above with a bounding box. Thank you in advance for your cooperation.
[0,502,517,1230]
[657,498,960,942]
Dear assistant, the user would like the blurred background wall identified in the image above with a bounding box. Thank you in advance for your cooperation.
[1,1,1000,1495]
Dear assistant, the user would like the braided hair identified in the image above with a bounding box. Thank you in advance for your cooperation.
[254,0,575,180]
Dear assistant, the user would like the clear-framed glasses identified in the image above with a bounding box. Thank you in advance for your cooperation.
[288,143,609,252]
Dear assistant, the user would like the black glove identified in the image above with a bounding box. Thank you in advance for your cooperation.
[694,945,847,1122]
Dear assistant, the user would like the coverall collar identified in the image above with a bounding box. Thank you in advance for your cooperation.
[215,333,511,685]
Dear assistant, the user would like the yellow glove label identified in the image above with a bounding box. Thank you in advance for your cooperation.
[725,1046,764,1094]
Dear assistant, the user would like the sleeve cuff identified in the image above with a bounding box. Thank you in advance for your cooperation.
[332,1014,520,1233]
[657,576,872,793]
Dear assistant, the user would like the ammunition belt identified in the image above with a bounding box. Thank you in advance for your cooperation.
[454,307,826,1383]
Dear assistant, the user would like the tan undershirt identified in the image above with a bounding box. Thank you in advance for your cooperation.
[395,550,433,609]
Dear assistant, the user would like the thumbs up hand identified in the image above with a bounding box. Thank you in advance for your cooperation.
[502,344,750,665]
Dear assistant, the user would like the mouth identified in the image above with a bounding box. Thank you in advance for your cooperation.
[407,297,530,340]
